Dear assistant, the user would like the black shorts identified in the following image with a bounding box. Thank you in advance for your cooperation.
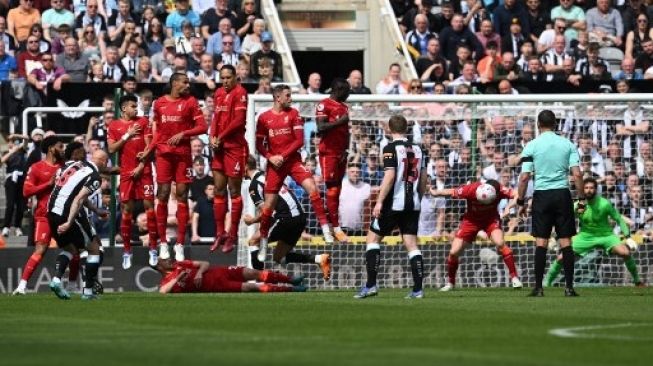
[268,215,306,247]
[48,212,94,250]
[370,210,419,236]
[531,189,576,239]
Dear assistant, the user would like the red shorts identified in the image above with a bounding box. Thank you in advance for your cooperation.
[455,218,502,243]
[155,152,192,184]
[264,157,312,194]
[119,173,155,202]
[202,266,246,292]
[320,154,347,184]
[211,145,248,178]
[34,216,52,245]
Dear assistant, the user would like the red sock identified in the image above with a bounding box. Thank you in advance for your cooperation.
[309,191,328,226]
[446,255,459,285]
[213,196,227,236]
[326,186,341,228]
[229,196,243,238]
[69,254,80,282]
[260,207,273,237]
[259,284,292,292]
[176,202,189,245]
[146,208,158,250]
[500,246,518,278]
[121,212,133,253]
[258,270,291,284]
[21,253,43,281]
[156,202,168,243]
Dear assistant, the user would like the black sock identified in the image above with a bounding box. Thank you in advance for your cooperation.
[84,255,100,291]
[285,252,312,263]
[250,251,264,270]
[535,246,547,289]
[410,255,424,292]
[561,246,575,289]
[54,252,71,279]
[365,249,381,288]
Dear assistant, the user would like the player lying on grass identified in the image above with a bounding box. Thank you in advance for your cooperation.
[242,155,331,280]
[155,258,307,293]
[545,177,645,287]
[430,179,523,291]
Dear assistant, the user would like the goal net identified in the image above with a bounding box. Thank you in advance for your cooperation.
[240,93,653,290]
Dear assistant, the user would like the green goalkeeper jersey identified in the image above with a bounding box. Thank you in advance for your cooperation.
[575,196,630,237]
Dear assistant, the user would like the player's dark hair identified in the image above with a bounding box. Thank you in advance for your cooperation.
[583,177,598,188]
[246,155,257,170]
[272,84,290,99]
[388,114,408,134]
[119,94,138,107]
[122,76,137,83]
[41,136,61,154]
[193,155,205,165]
[65,141,85,161]
[485,179,500,191]
[169,72,188,87]
[220,64,236,75]
[330,77,350,101]
[537,110,556,129]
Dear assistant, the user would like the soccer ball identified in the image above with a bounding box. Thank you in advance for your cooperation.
[476,183,497,205]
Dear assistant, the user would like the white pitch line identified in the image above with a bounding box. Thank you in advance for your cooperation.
[549,323,653,341]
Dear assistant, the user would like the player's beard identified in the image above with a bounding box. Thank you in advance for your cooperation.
[585,191,596,200]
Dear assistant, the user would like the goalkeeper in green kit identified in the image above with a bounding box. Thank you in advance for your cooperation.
[545,177,645,287]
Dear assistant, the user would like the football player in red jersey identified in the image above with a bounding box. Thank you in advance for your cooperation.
[315,78,351,243]
[254,84,334,262]
[141,73,207,261]
[156,259,306,293]
[108,95,158,269]
[209,65,248,254]
[12,136,65,295]
[431,180,523,291]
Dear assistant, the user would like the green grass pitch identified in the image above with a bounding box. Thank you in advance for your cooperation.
[1,288,652,366]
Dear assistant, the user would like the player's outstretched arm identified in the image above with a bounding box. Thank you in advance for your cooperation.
[609,202,631,237]
[430,188,454,197]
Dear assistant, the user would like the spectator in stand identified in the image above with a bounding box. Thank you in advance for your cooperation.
[7,0,41,45]
[42,0,75,41]
[28,24,51,53]
[191,183,216,243]
[192,0,214,15]
[498,79,519,95]
[519,56,549,82]
[233,0,261,39]
[463,0,488,33]
[618,102,650,168]
[552,57,583,86]
[27,52,68,95]
[635,141,652,177]
[175,20,195,55]
[413,37,442,77]
[236,59,255,83]
[635,38,653,72]
[254,56,280,82]
[201,0,236,39]
[495,51,520,80]
[79,24,105,60]
[390,0,416,22]
[88,61,108,82]
[75,0,108,40]
[216,33,240,68]
[516,39,535,72]
[586,0,624,47]
[550,0,586,41]
[449,61,481,89]
[405,14,437,56]
[376,62,408,94]
[493,0,530,38]
[439,14,483,61]
[187,36,205,72]
[361,151,383,187]
[207,17,242,56]
[166,0,201,38]
[241,18,265,55]
[421,57,449,84]
[541,34,570,74]
[0,16,17,56]
[401,0,438,34]
[576,42,610,78]
[614,57,643,80]
[538,18,569,54]
[17,35,42,78]
[138,88,155,116]
[1,137,28,238]
[160,53,194,81]
[338,163,371,236]
[622,185,651,234]
[249,31,281,79]
[526,0,550,43]
[108,0,138,44]
[50,24,71,55]
[254,76,271,94]
[190,155,213,202]
[139,5,157,34]
[477,40,501,81]
[193,53,218,88]
[625,13,653,60]
[475,19,502,53]
[136,55,155,82]
[615,79,630,93]
[56,36,89,82]
[502,17,526,58]
[145,17,166,56]
[433,1,455,34]
[103,46,127,82]
[621,0,650,35]
[577,134,606,177]
[115,19,146,55]
[348,69,372,94]
[449,44,473,79]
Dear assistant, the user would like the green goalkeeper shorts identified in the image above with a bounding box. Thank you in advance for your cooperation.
[572,231,622,256]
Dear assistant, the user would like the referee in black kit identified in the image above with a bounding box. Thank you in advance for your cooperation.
[516,110,585,297]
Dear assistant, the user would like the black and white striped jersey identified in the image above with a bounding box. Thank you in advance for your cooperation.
[48,160,101,219]
[540,49,569,67]
[248,171,304,220]
[382,138,423,212]
[575,57,610,77]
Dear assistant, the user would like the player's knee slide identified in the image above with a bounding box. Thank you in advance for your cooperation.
[366,243,380,252]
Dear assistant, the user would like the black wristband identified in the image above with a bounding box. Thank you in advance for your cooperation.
[516,198,525,206]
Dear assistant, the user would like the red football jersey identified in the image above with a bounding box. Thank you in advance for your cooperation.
[23,160,62,218]
[316,97,349,155]
[256,108,304,159]
[211,84,248,148]
[452,182,513,222]
[160,261,201,293]
[152,95,205,155]
[108,117,152,174]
